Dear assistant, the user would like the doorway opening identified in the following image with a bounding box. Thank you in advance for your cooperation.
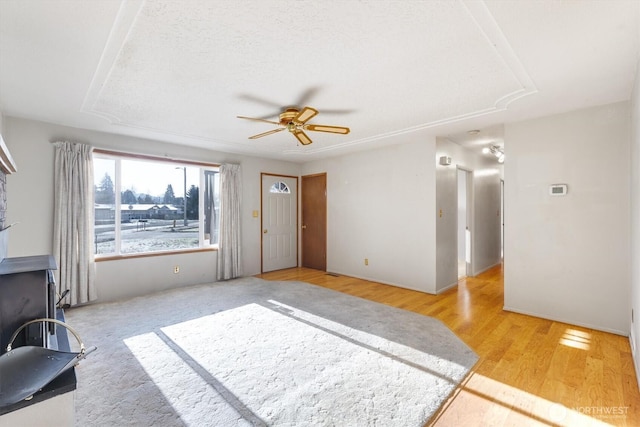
[500,179,504,259]
[457,168,471,279]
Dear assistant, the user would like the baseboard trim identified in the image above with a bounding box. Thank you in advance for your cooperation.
[630,327,640,391]
[436,281,459,294]
[503,305,628,336]
[472,260,502,277]
[328,270,437,295]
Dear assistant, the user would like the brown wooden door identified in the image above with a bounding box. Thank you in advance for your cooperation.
[302,173,327,270]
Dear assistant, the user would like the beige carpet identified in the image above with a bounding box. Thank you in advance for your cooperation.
[65,277,477,426]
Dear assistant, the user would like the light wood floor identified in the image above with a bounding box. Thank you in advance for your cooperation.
[256,264,640,427]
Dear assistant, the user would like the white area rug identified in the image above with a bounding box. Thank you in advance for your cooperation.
[66,277,478,426]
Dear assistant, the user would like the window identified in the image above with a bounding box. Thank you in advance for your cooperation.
[93,152,219,257]
[270,181,290,193]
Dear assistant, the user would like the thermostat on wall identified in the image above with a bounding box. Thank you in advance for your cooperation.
[549,184,568,196]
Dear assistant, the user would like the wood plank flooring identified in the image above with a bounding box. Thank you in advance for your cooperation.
[256,264,640,426]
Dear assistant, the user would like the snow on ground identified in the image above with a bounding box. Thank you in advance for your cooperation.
[96,221,199,254]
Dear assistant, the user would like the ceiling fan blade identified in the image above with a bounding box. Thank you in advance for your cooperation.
[249,128,284,139]
[237,116,281,125]
[294,107,319,124]
[292,129,313,145]
[304,124,350,135]
[237,94,283,108]
[318,108,356,115]
[295,87,320,107]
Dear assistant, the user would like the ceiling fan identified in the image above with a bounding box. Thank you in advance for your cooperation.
[238,87,355,119]
[237,106,350,145]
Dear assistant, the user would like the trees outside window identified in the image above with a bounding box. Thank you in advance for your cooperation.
[95,173,115,204]
[163,185,176,205]
[186,185,199,220]
[122,189,137,205]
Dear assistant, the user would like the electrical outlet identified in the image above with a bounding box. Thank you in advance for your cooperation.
[174,266,180,274]
[364,258,369,266]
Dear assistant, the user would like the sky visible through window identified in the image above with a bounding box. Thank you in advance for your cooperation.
[94,158,200,198]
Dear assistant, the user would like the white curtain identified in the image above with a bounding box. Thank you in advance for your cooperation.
[216,163,242,280]
[53,141,97,305]
[204,170,218,244]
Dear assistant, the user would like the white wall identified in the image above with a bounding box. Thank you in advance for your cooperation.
[504,102,631,335]
[3,117,300,302]
[435,138,502,291]
[302,139,438,293]
[630,57,640,384]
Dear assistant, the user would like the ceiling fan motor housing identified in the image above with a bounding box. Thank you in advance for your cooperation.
[279,108,300,126]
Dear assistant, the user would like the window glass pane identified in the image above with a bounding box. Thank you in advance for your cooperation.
[93,153,219,257]
[119,160,200,254]
[270,182,290,193]
[94,157,116,255]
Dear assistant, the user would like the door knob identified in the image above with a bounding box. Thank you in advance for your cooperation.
[263,229,268,234]
[302,225,307,229]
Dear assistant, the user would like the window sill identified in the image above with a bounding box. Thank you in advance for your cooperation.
[95,247,217,262]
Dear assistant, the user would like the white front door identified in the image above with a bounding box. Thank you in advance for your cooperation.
[261,174,298,272]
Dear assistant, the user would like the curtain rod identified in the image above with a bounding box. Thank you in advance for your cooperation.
[92,148,220,168]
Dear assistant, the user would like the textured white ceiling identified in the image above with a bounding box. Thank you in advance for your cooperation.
[0,0,638,162]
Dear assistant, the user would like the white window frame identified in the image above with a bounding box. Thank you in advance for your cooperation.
[93,150,219,259]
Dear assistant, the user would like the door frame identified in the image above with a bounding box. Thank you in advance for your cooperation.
[501,178,504,259]
[457,167,473,278]
[260,172,299,273]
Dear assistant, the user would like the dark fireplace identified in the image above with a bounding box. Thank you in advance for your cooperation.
[0,133,77,416]
[0,168,59,353]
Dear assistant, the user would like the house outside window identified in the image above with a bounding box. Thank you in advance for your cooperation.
[93,152,219,257]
